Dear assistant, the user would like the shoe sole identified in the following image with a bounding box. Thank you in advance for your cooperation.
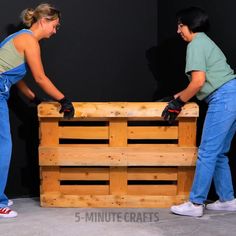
[0,214,18,218]
[206,207,236,211]
[171,209,203,217]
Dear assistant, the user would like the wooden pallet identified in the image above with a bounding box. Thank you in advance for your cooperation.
[38,102,198,208]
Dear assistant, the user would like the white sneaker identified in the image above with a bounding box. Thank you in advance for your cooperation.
[170,201,203,217]
[7,200,13,207]
[206,199,236,211]
[0,207,18,218]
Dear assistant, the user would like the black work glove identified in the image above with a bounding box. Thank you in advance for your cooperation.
[59,97,75,119]
[155,95,175,102]
[30,95,44,105]
[161,97,185,124]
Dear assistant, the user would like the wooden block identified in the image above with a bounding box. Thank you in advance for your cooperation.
[39,119,59,146]
[110,167,127,194]
[109,119,128,194]
[109,118,127,146]
[177,167,195,195]
[178,117,197,147]
[41,166,60,193]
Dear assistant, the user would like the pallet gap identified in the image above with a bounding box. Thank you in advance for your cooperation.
[128,121,178,126]
[59,139,109,144]
[128,139,178,144]
[128,180,177,185]
[59,121,108,126]
[60,180,109,185]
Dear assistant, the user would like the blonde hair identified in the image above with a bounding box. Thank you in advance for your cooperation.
[21,3,61,27]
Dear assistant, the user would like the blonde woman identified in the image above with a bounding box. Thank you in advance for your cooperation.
[0,3,74,218]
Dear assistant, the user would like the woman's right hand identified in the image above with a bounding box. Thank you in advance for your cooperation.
[59,97,75,119]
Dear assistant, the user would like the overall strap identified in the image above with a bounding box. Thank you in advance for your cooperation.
[0,29,33,48]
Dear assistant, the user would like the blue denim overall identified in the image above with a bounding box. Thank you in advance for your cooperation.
[0,29,32,207]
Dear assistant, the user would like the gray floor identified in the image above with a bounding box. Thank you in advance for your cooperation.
[1,198,236,236]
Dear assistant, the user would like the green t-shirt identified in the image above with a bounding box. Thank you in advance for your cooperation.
[185,33,235,100]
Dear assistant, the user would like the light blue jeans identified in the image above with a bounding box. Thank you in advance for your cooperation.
[0,97,12,207]
[190,79,236,204]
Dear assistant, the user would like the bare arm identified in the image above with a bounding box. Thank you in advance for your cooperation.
[16,80,35,100]
[20,34,64,100]
[174,71,206,102]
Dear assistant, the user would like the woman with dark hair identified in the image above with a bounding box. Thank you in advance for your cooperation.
[161,6,236,217]
[0,3,74,218]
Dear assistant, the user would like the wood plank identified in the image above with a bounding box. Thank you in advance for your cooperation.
[110,167,127,194]
[41,166,60,193]
[109,119,128,194]
[38,102,199,118]
[60,167,177,181]
[39,119,59,145]
[128,126,178,139]
[59,127,108,139]
[177,167,195,195]
[109,118,127,146]
[40,193,188,208]
[178,117,197,147]
[128,185,177,195]
[60,167,109,180]
[128,167,177,180]
[39,146,197,166]
[60,185,109,195]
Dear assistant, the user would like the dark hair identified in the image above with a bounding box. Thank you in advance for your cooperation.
[176,7,210,33]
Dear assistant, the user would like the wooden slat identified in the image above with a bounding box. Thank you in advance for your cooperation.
[39,119,59,145]
[60,185,109,195]
[39,146,197,166]
[59,167,177,181]
[109,119,128,194]
[38,102,199,118]
[177,167,195,195]
[60,167,109,180]
[109,118,127,146]
[128,185,177,195]
[128,126,178,139]
[40,166,60,193]
[178,117,197,147]
[40,193,189,208]
[110,166,127,194]
[128,167,177,180]
[59,127,108,139]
